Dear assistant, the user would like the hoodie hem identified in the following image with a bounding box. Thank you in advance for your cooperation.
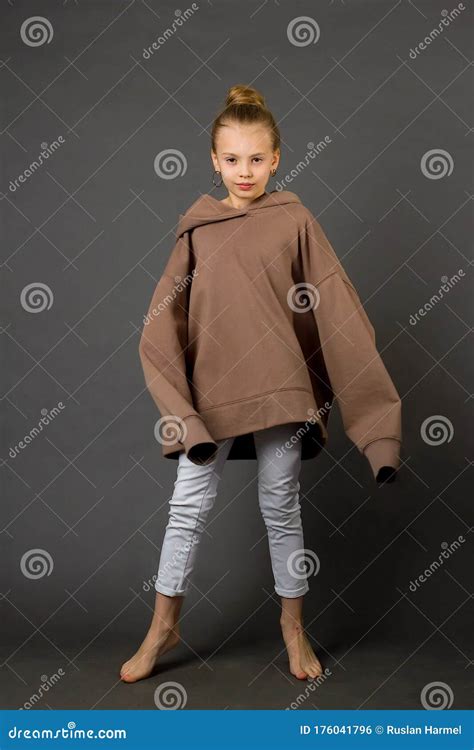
[196,386,315,413]
[161,387,328,461]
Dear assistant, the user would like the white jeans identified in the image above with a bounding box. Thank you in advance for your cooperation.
[154,422,309,599]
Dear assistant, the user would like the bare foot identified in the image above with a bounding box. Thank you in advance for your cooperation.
[280,618,323,680]
[120,625,180,683]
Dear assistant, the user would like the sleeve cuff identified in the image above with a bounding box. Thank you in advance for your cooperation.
[363,438,401,484]
[182,415,218,465]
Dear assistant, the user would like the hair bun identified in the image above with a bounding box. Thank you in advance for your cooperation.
[225,84,266,109]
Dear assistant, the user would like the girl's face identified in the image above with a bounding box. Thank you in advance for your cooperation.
[212,122,279,203]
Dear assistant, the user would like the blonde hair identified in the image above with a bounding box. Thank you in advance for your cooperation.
[211,84,280,153]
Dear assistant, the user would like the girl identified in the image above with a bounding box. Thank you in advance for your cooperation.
[120,85,402,684]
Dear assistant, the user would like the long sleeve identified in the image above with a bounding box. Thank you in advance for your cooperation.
[138,230,218,465]
[298,210,402,483]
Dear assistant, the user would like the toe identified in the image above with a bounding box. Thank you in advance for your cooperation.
[291,667,307,680]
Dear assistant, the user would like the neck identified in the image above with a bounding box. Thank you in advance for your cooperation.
[222,190,267,210]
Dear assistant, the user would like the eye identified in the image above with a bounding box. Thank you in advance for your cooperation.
[253,157,263,163]
[225,158,236,164]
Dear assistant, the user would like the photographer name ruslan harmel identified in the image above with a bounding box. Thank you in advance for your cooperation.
[386,725,462,735]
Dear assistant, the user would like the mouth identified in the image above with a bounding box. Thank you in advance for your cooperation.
[236,183,254,188]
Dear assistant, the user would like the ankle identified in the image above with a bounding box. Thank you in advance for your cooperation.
[149,619,179,637]
[280,615,304,630]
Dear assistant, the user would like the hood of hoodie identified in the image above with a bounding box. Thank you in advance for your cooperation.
[176,189,302,237]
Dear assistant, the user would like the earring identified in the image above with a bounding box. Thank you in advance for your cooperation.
[212,169,223,187]
[271,168,277,176]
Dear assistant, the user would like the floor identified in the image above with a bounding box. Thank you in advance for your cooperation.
[3,629,471,711]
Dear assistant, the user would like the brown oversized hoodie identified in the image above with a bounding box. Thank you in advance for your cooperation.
[139,189,402,483]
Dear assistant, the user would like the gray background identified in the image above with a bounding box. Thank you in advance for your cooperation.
[1,0,472,711]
